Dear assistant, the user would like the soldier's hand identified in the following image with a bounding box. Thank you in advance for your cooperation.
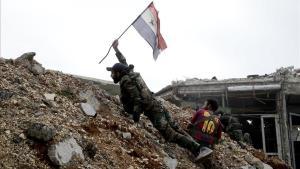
[112,39,119,49]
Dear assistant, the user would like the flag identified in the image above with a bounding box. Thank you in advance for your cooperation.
[133,2,167,60]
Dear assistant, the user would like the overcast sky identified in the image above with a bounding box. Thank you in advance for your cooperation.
[1,0,300,92]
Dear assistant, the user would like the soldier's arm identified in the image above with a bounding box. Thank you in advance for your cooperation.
[112,40,128,66]
[121,76,143,123]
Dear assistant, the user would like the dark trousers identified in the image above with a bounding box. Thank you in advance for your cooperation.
[150,112,200,155]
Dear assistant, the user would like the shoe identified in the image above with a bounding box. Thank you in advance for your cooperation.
[195,146,213,161]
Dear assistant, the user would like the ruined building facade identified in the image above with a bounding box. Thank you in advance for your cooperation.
[156,67,300,169]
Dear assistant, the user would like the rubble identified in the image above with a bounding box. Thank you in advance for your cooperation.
[48,137,84,166]
[79,90,101,111]
[0,57,5,63]
[0,53,292,168]
[122,132,132,140]
[0,90,13,101]
[164,156,178,169]
[30,63,45,75]
[27,123,56,142]
[44,93,56,101]
[80,103,97,116]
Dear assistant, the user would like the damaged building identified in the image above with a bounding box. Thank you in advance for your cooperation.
[156,67,300,169]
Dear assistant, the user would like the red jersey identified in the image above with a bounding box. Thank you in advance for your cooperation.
[189,109,223,145]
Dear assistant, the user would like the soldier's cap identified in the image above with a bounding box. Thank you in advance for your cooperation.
[106,63,129,72]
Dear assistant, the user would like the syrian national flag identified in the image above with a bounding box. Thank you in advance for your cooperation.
[132,2,167,60]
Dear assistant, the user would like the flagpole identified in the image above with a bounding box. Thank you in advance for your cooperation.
[99,1,153,64]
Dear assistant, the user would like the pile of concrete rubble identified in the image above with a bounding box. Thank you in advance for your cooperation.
[0,53,291,169]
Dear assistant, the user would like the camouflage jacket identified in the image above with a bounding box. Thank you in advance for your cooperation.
[119,73,164,122]
[115,51,128,66]
[115,51,164,123]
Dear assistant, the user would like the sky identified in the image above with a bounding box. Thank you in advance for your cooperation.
[1,0,300,92]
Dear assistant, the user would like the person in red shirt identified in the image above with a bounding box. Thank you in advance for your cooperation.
[188,99,223,148]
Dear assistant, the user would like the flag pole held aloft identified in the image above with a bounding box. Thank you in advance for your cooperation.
[98,2,152,64]
[99,1,167,64]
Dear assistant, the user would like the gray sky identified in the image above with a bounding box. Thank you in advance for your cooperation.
[1,0,300,92]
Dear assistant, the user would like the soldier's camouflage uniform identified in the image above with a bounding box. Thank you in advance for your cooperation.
[115,51,201,155]
[220,114,243,141]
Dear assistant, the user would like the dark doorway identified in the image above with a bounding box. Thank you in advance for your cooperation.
[238,116,263,149]
[263,117,278,153]
[294,141,300,169]
[291,115,300,169]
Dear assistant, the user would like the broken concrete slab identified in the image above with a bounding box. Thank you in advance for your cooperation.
[15,52,36,62]
[245,155,264,169]
[14,52,45,75]
[44,93,56,101]
[80,103,97,116]
[122,132,132,140]
[263,163,273,169]
[30,63,45,75]
[163,156,178,169]
[0,57,5,63]
[240,165,256,169]
[34,111,45,117]
[79,90,100,111]
[48,137,84,166]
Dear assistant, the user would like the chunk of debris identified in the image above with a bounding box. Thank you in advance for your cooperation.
[0,90,13,101]
[0,57,5,63]
[48,137,84,166]
[15,52,45,75]
[79,90,100,111]
[30,63,45,75]
[27,123,56,142]
[122,132,132,140]
[15,52,36,63]
[163,156,178,169]
[245,155,264,169]
[240,165,256,169]
[80,103,97,116]
[44,93,56,101]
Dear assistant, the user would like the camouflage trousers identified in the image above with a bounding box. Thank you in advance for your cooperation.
[150,111,200,155]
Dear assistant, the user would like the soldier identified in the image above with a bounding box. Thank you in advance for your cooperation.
[188,99,223,148]
[219,114,243,142]
[106,40,213,161]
